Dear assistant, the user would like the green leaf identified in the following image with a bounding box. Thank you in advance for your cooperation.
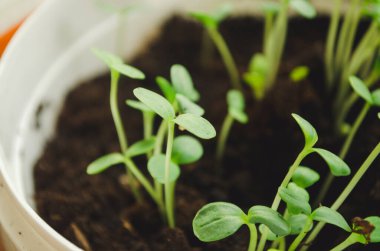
[371,89,380,106]
[111,62,145,80]
[288,214,313,235]
[244,72,266,100]
[170,64,200,101]
[312,206,351,232]
[173,114,216,139]
[279,183,311,215]
[125,138,156,157]
[213,4,232,23]
[172,135,203,165]
[193,202,246,242]
[92,48,122,67]
[133,87,175,120]
[259,224,279,241]
[292,113,318,149]
[126,100,154,113]
[147,154,180,184]
[92,48,145,79]
[87,153,124,175]
[290,66,310,83]
[156,76,176,103]
[312,148,351,176]
[290,0,317,19]
[248,205,291,237]
[349,76,373,104]
[191,12,218,29]
[248,53,268,75]
[176,94,205,116]
[291,166,320,188]
[227,90,248,123]
[366,216,380,243]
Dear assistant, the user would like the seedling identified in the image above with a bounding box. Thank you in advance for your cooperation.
[324,0,380,131]
[133,87,216,228]
[88,48,145,202]
[193,202,290,251]
[216,90,248,163]
[257,113,350,250]
[190,5,242,90]
[244,0,316,99]
[315,76,380,205]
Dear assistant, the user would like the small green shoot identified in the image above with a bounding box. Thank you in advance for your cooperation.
[190,5,242,90]
[216,90,248,163]
[134,87,215,228]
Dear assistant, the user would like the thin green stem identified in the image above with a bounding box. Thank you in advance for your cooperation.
[247,224,258,251]
[301,142,380,251]
[164,121,176,228]
[330,234,358,251]
[216,114,235,163]
[325,0,343,87]
[315,103,371,205]
[257,147,309,251]
[110,70,142,202]
[288,217,313,251]
[143,112,154,158]
[208,27,242,90]
[264,11,274,53]
[154,120,167,216]
[124,158,159,204]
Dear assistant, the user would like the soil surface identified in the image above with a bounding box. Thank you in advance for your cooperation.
[34,17,380,251]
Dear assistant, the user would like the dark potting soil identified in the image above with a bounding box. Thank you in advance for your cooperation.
[34,16,380,251]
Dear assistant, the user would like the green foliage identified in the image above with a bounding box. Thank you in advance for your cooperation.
[312,148,351,176]
[349,76,373,104]
[126,100,153,113]
[156,76,176,103]
[170,64,200,101]
[291,166,320,188]
[290,66,310,82]
[176,94,205,116]
[373,89,380,106]
[312,206,351,232]
[248,206,291,237]
[365,216,380,243]
[87,153,124,175]
[172,135,204,165]
[92,48,145,79]
[193,202,246,242]
[147,154,180,184]
[133,87,175,120]
[244,53,268,99]
[289,214,313,235]
[173,114,216,139]
[125,138,156,158]
[190,4,232,29]
[227,90,248,123]
[279,183,311,215]
[292,113,318,149]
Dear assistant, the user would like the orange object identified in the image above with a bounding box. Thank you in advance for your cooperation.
[0,19,24,57]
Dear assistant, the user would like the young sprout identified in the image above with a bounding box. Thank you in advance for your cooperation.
[301,141,380,251]
[133,87,216,228]
[325,0,380,130]
[289,65,310,83]
[216,90,248,163]
[331,216,380,251]
[315,76,380,205]
[257,113,350,251]
[190,5,242,90]
[245,0,316,99]
[193,202,290,251]
[89,48,145,202]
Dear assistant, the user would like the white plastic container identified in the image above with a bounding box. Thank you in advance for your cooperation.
[0,0,334,250]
